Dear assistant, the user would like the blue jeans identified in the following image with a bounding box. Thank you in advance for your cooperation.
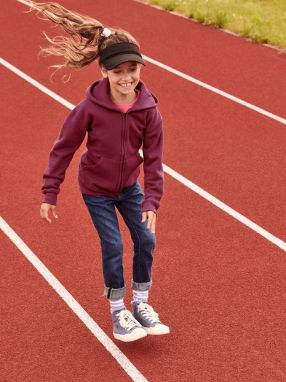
[82,181,156,300]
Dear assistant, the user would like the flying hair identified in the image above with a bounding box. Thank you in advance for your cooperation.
[26,1,140,81]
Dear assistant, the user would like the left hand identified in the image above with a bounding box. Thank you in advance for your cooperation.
[142,211,156,234]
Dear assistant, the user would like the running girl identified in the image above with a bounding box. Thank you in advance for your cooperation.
[29,1,170,342]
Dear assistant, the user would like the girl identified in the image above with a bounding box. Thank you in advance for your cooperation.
[30,1,170,342]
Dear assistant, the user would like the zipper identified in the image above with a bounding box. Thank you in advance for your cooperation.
[117,112,127,192]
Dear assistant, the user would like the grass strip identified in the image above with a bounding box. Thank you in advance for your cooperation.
[142,0,286,50]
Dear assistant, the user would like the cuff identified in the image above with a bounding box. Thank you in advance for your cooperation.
[42,192,57,205]
[142,200,158,213]
[104,285,126,300]
[131,280,152,291]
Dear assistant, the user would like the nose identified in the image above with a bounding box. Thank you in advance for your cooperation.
[122,71,132,81]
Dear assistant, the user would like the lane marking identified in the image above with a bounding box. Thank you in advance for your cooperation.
[0,216,148,382]
[162,164,286,252]
[15,0,30,5]
[15,0,286,126]
[1,57,285,253]
[142,55,286,126]
[0,58,74,110]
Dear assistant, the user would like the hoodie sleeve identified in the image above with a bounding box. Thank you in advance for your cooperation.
[142,107,164,213]
[42,101,90,205]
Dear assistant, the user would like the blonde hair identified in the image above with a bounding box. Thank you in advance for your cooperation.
[27,1,140,80]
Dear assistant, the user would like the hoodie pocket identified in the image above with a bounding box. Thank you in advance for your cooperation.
[123,154,144,185]
[79,156,120,193]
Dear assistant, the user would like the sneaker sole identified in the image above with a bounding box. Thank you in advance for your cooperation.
[113,328,147,342]
[143,325,170,335]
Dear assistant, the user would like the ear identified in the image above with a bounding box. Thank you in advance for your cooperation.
[101,66,108,78]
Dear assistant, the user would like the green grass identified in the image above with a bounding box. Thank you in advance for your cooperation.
[143,0,286,49]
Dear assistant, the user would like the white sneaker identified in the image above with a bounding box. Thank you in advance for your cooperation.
[133,303,170,335]
[112,309,147,342]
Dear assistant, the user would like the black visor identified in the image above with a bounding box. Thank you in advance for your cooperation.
[99,42,145,70]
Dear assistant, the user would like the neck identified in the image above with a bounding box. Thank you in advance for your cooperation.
[110,89,137,105]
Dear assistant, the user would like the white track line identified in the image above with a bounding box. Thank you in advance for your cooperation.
[162,164,286,252]
[15,0,286,126]
[142,55,286,126]
[0,59,74,110]
[0,216,148,382]
[1,56,285,253]
[15,0,30,5]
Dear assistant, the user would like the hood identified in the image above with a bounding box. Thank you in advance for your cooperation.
[86,78,158,112]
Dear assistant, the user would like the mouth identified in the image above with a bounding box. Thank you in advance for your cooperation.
[119,82,133,89]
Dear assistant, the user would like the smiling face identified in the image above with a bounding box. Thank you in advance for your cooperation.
[101,61,142,104]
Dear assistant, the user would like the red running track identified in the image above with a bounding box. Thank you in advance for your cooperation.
[1,1,286,381]
[2,0,286,240]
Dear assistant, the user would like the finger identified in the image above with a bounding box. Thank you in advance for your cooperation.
[43,211,51,224]
[150,214,156,234]
[52,207,58,219]
[150,217,156,234]
[46,216,52,224]
[147,214,152,230]
[142,212,147,223]
[40,206,51,224]
[146,212,155,230]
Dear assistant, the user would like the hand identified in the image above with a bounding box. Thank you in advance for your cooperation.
[40,203,58,224]
[142,211,156,234]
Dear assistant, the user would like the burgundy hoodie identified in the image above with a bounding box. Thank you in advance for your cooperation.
[42,78,164,212]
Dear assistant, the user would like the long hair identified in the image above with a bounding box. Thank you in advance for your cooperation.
[27,1,140,80]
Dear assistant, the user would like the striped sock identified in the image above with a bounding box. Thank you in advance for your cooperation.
[109,298,125,314]
[132,290,149,305]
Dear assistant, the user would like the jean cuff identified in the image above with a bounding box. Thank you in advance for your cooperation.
[131,280,152,291]
[104,285,126,300]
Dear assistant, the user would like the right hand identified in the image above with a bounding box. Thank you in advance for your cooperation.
[40,203,58,224]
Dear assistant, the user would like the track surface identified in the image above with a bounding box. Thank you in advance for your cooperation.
[1,1,286,381]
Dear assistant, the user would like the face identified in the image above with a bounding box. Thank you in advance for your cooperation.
[101,61,142,101]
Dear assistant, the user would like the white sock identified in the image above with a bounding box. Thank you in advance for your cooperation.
[132,290,149,305]
[109,298,125,314]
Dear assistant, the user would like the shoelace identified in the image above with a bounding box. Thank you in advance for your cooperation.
[117,310,140,331]
[138,303,160,323]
